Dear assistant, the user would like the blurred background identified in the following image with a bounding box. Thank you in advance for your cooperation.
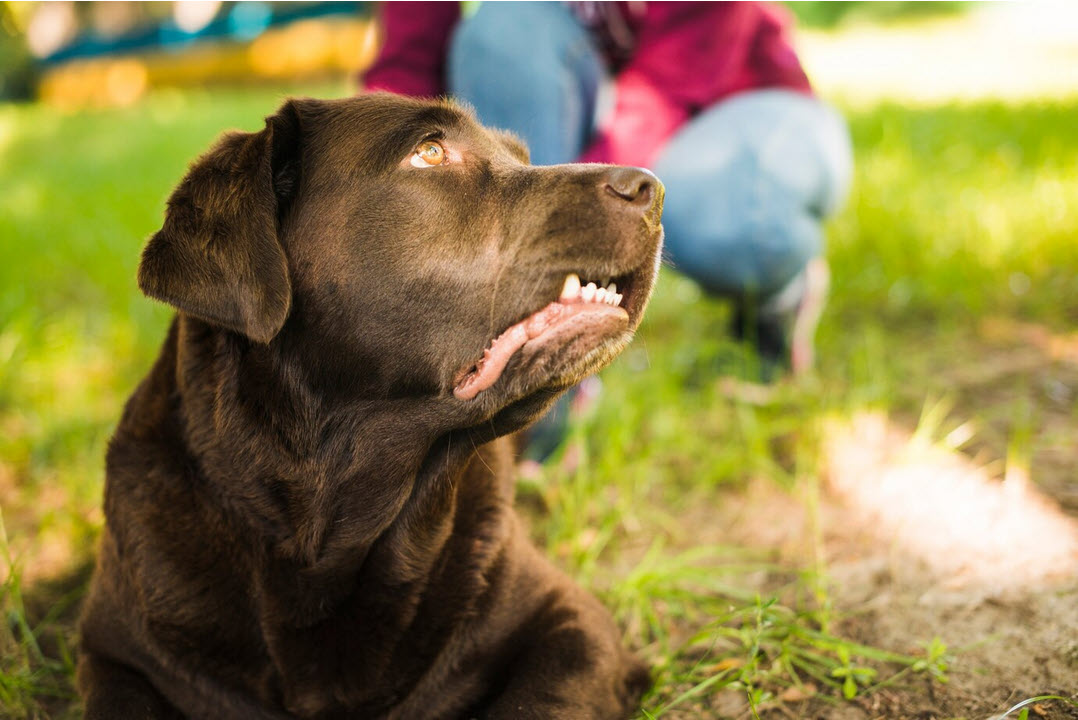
[1,1,381,108]
[1,2,1077,719]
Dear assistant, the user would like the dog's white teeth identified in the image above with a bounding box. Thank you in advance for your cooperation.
[602,283,618,305]
[561,273,581,300]
[561,277,620,305]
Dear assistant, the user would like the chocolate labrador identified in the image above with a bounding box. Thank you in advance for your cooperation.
[77,92,663,719]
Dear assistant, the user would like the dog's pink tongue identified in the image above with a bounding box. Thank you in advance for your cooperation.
[454,302,568,400]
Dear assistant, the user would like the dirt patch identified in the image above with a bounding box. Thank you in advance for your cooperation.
[688,412,1078,719]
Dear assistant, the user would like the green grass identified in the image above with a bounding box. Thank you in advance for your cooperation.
[1,85,1077,718]
[783,1,973,30]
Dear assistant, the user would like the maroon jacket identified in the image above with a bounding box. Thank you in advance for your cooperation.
[362,2,812,168]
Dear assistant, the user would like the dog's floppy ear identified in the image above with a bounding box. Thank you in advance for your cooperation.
[138,100,304,343]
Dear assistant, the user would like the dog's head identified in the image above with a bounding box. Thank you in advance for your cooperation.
[139,94,663,436]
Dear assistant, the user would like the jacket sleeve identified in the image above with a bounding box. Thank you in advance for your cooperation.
[361,2,461,97]
[579,2,768,168]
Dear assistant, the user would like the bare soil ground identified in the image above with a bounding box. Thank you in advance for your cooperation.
[653,323,1078,719]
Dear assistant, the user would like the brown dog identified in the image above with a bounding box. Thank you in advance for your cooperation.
[77,93,663,719]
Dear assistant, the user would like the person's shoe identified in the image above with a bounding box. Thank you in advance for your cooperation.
[733,257,830,378]
[787,257,830,375]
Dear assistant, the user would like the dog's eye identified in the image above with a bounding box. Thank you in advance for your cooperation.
[411,140,447,168]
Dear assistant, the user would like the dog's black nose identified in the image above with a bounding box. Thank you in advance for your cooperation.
[603,167,657,208]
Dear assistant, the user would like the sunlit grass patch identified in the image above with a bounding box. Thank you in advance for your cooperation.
[828,101,1078,326]
[798,4,1078,106]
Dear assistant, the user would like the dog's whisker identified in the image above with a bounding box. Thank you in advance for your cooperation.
[470,434,496,477]
[521,266,546,317]
[488,257,509,339]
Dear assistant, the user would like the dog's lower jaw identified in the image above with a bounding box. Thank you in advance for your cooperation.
[451,323,637,438]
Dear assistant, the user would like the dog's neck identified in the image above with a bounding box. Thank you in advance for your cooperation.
[166,317,489,611]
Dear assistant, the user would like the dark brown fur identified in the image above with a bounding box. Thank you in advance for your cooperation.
[78,93,663,719]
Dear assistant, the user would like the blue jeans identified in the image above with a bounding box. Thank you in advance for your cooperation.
[448,1,853,300]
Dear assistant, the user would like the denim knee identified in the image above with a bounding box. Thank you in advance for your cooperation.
[448,2,602,164]
[654,91,849,297]
[450,2,582,68]
[660,189,822,298]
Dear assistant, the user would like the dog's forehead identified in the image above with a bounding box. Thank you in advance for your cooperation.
[311,94,518,168]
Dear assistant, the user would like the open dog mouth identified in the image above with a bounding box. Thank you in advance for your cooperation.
[453,271,637,400]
